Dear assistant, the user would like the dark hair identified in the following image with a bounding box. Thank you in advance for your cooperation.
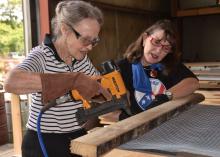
[124,19,180,74]
[51,0,104,38]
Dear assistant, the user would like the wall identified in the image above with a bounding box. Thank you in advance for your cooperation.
[88,7,168,66]
[93,0,169,12]
[89,0,170,66]
[48,0,170,66]
[181,14,220,62]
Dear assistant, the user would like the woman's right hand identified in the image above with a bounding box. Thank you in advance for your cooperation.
[73,73,112,101]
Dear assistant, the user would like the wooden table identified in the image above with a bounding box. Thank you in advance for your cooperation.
[196,90,220,105]
[184,62,220,89]
[103,90,220,157]
[70,93,206,157]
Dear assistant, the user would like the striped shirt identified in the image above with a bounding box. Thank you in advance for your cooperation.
[17,34,99,133]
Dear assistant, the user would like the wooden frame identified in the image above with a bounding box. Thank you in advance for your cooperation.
[175,7,220,17]
[11,94,22,156]
[70,93,205,157]
[171,0,220,17]
[184,62,220,89]
[39,0,50,42]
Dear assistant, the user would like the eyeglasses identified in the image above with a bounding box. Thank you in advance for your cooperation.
[66,23,100,47]
[150,36,172,53]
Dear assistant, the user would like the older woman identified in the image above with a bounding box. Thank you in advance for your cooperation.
[4,1,111,157]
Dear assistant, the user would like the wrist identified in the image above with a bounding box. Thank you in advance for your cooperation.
[165,91,173,100]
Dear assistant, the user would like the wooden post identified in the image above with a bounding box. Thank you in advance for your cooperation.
[11,94,22,156]
[171,0,178,17]
[39,0,50,42]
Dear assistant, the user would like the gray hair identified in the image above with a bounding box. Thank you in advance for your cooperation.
[51,0,104,39]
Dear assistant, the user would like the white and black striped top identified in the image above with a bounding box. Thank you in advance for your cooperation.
[17,34,99,133]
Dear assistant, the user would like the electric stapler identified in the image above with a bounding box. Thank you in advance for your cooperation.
[72,60,132,124]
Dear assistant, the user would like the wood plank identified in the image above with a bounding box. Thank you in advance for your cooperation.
[184,62,220,89]
[196,90,220,99]
[193,72,220,76]
[176,7,220,17]
[198,81,220,89]
[104,105,220,157]
[39,0,50,42]
[196,90,220,105]
[103,148,209,157]
[99,110,121,125]
[184,62,220,67]
[91,0,169,13]
[70,93,205,157]
[103,149,169,157]
[99,90,220,125]
[201,99,220,105]
[170,0,178,17]
[10,94,22,156]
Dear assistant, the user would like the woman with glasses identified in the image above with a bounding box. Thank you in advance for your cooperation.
[117,19,199,120]
[4,1,111,157]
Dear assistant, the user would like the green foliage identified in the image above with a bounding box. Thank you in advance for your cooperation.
[0,0,24,57]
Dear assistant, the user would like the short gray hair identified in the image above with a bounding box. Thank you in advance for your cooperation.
[51,0,104,39]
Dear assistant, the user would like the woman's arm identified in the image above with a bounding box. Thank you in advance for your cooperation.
[4,68,42,94]
[168,77,200,99]
[4,68,112,102]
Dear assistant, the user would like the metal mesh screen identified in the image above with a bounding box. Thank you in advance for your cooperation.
[120,105,220,157]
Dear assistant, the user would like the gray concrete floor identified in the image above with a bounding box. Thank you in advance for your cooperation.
[0,143,20,157]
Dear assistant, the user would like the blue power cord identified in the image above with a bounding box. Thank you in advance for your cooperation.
[37,111,48,157]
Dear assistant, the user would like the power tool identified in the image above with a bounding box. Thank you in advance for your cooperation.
[72,60,132,124]
[37,60,132,157]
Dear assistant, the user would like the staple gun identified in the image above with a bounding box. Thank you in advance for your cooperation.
[38,61,132,157]
[72,60,132,124]
[41,60,132,123]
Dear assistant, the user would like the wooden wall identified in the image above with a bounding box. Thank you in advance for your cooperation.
[171,0,220,62]
[88,1,170,66]
[91,0,169,12]
[47,0,170,66]
[181,14,220,62]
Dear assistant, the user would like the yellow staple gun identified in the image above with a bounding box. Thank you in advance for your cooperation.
[72,60,132,123]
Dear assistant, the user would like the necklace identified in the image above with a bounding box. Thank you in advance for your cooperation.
[150,69,158,78]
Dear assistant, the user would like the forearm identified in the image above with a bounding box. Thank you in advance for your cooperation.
[168,78,200,99]
[4,68,112,104]
[4,68,42,94]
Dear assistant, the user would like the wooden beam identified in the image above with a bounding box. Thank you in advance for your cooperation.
[90,1,169,16]
[171,0,220,17]
[39,0,50,42]
[70,93,205,157]
[192,72,220,76]
[185,62,220,67]
[184,62,220,89]
[11,94,22,156]
[197,90,220,105]
[22,0,32,54]
[176,7,220,17]
[103,149,167,157]
[170,0,178,17]
[99,110,121,125]
[198,80,220,89]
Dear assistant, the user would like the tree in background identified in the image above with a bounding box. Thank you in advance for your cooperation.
[0,0,24,57]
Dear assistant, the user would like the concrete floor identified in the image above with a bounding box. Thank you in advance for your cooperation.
[0,143,17,157]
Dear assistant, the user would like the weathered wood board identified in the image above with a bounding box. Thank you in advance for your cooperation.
[70,93,205,157]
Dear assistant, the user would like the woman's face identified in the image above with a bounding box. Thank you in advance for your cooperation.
[64,18,101,61]
[142,29,172,65]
